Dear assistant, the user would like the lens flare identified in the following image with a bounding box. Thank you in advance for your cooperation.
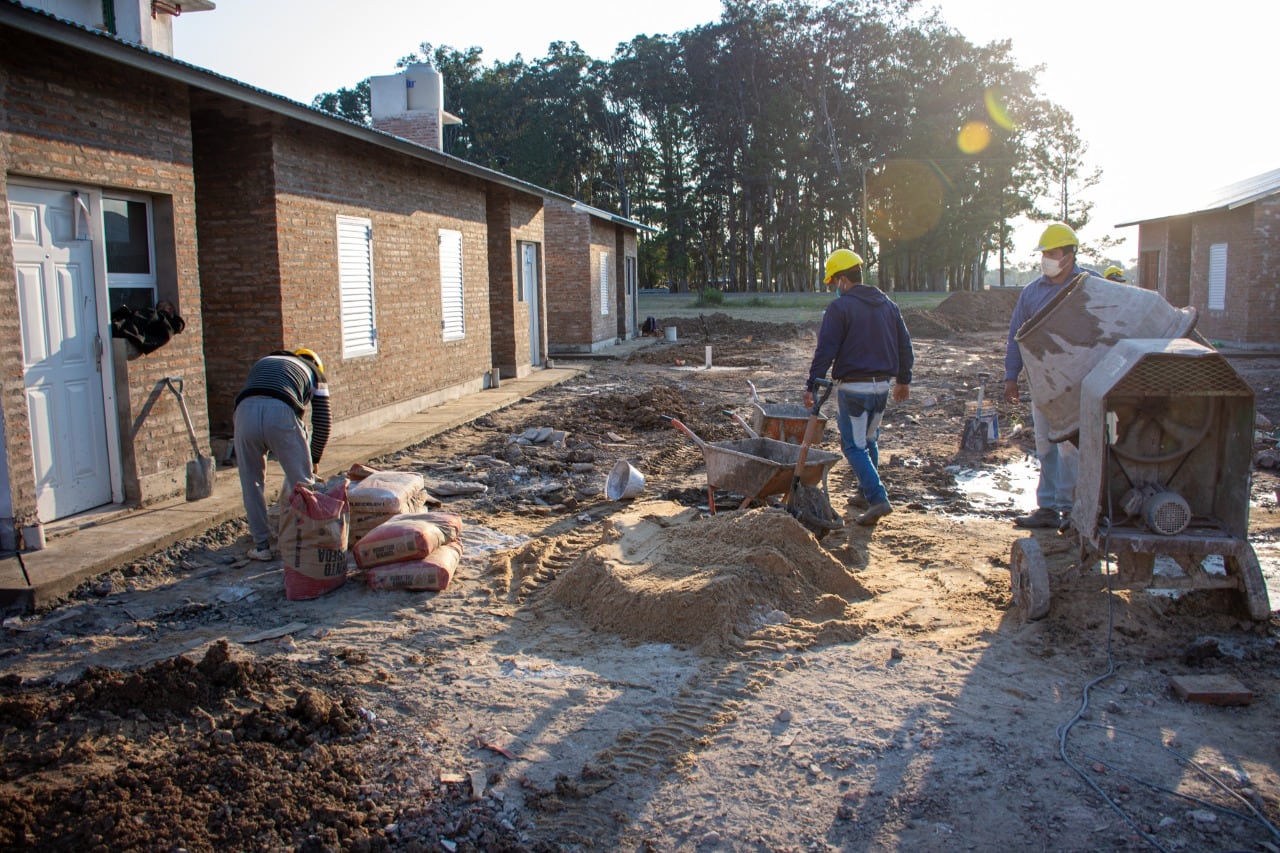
[957,120,992,154]
[984,87,1016,130]
[866,160,944,242]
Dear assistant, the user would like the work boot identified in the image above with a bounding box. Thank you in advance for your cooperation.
[1014,508,1060,529]
[856,502,893,526]
[846,491,870,509]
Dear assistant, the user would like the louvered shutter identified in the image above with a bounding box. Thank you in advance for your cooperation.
[599,251,610,316]
[337,215,377,357]
[1207,243,1226,311]
[440,229,465,340]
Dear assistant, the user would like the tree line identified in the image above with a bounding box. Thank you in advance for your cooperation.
[313,0,1099,293]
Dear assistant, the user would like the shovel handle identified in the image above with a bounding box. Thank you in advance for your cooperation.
[164,377,203,457]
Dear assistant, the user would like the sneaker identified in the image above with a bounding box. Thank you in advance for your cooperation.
[856,502,893,526]
[1014,508,1060,529]
[246,546,274,561]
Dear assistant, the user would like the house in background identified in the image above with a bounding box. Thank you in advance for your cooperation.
[1119,167,1280,348]
[0,0,650,548]
[370,65,650,356]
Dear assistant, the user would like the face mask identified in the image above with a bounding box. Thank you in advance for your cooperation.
[1041,255,1067,278]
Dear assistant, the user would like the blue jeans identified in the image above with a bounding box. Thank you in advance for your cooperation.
[835,382,890,505]
[1032,403,1077,513]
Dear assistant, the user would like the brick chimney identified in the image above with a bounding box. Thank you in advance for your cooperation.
[369,63,460,151]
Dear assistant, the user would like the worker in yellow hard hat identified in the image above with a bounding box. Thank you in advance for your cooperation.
[804,249,914,527]
[1103,265,1127,282]
[233,348,332,560]
[1002,222,1103,529]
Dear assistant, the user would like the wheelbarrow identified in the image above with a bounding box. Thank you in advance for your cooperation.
[746,381,828,445]
[662,416,842,518]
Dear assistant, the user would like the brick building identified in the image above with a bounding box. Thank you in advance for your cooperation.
[369,65,648,355]
[1120,168,1280,348]
[0,1,649,545]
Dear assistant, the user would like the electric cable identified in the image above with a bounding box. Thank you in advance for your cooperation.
[1054,416,1274,851]
[1055,420,1168,851]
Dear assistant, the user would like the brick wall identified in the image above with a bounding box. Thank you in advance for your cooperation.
[486,190,544,377]
[1249,197,1280,345]
[544,201,592,351]
[191,99,281,438]
[192,99,499,436]
[0,29,207,514]
[544,201,626,353]
[1190,207,1254,345]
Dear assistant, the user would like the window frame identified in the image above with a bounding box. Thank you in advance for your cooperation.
[103,192,157,312]
[599,251,610,316]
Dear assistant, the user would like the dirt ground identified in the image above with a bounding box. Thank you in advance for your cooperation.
[2,290,1280,853]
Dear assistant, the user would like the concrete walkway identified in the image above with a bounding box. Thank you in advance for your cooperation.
[0,364,597,612]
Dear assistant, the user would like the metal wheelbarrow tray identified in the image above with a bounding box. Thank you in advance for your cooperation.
[743,383,829,445]
[666,417,841,512]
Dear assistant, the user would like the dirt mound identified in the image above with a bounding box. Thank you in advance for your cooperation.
[0,641,425,852]
[902,308,956,339]
[541,503,870,652]
[933,288,1021,332]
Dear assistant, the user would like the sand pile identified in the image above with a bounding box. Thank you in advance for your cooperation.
[541,503,870,653]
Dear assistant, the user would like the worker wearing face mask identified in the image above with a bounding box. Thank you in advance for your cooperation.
[1003,222,1102,529]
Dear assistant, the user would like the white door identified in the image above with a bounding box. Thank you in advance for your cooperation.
[10,185,112,521]
[521,242,543,366]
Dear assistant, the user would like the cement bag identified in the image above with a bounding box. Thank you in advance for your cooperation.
[365,539,462,592]
[281,481,350,601]
[352,511,463,570]
[347,470,431,540]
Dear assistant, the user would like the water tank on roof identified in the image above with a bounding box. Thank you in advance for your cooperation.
[404,63,443,114]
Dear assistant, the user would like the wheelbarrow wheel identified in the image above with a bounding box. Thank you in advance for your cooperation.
[1010,537,1051,621]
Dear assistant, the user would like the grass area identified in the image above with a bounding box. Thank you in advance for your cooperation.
[638,289,949,324]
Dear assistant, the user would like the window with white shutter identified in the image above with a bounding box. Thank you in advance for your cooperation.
[440,229,465,340]
[337,215,377,358]
[599,251,610,316]
[1207,242,1226,311]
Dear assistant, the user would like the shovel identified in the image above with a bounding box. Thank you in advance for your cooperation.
[785,379,842,539]
[165,377,215,501]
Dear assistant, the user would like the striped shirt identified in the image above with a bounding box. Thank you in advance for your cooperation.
[235,354,332,464]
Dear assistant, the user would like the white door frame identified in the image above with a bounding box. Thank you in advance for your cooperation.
[9,179,124,517]
[521,241,543,366]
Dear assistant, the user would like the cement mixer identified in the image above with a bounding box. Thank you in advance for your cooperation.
[1008,276,1270,622]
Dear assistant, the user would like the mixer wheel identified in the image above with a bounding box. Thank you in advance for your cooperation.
[1230,545,1271,622]
[1010,538,1051,621]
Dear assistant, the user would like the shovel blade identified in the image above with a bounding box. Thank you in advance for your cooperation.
[186,456,215,501]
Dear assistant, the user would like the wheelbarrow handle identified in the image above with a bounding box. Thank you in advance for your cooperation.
[722,409,759,439]
[660,415,707,448]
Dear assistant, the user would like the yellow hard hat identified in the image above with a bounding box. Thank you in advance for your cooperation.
[293,348,324,375]
[823,248,864,284]
[1035,222,1078,252]
[1103,265,1126,281]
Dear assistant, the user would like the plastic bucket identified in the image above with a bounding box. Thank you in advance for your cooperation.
[665,326,678,342]
[606,460,646,500]
[1015,274,1197,441]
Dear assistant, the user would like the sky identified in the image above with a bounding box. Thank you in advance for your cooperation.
[173,0,1280,269]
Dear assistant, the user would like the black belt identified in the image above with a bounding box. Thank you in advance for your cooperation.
[836,375,891,383]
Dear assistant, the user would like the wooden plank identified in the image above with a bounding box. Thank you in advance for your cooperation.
[1170,674,1253,706]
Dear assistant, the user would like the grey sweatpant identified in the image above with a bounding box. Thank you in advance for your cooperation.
[233,396,314,550]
